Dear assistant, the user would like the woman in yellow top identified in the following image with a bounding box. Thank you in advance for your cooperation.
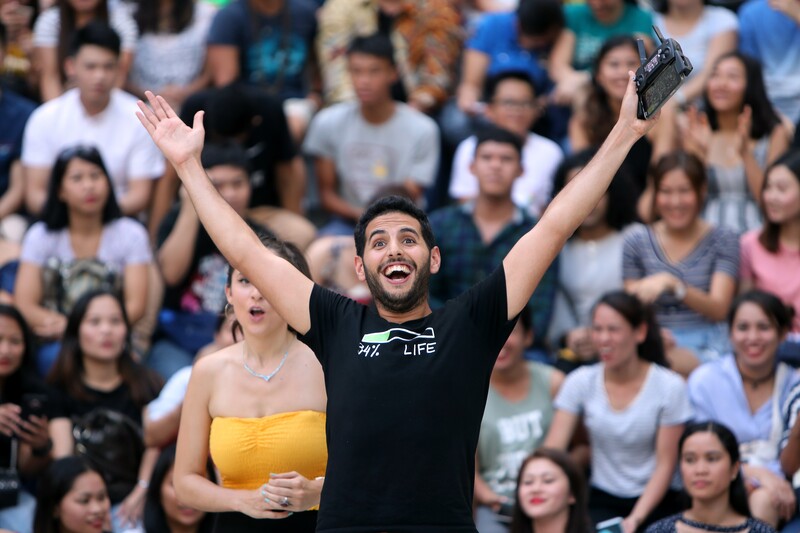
[174,234,327,532]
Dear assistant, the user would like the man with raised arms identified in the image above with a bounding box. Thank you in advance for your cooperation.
[136,74,659,532]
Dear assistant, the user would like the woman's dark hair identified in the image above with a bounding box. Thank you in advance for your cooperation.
[58,0,110,78]
[593,291,668,366]
[583,36,640,146]
[226,234,313,338]
[649,150,707,221]
[679,422,751,517]
[47,289,162,407]
[703,52,782,140]
[34,456,107,533]
[552,147,638,231]
[135,0,194,35]
[758,148,800,253]
[726,289,794,335]
[143,443,215,533]
[509,448,591,533]
[41,145,122,230]
[0,304,38,403]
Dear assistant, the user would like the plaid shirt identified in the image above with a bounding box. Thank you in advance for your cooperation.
[428,202,557,346]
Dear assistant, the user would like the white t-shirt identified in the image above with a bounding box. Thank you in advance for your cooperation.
[449,133,563,218]
[21,88,165,199]
[146,365,191,421]
[33,6,139,51]
[554,363,693,497]
[654,6,738,79]
[129,2,216,91]
[303,101,439,209]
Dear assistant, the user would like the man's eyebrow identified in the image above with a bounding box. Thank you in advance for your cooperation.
[368,229,388,242]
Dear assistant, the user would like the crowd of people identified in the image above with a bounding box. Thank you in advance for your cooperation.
[0,0,800,529]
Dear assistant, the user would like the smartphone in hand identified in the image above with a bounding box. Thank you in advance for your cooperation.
[20,394,48,421]
[597,517,625,533]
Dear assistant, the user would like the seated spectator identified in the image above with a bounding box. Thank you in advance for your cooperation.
[0,305,54,533]
[303,33,438,233]
[33,0,137,101]
[0,24,35,245]
[740,149,800,366]
[688,290,800,527]
[205,0,320,142]
[679,52,791,235]
[151,143,270,380]
[548,0,653,106]
[780,381,800,533]
[570,36,675,193]
[624,151,737,367]
[509,449,591,533]
[33,456,110,533]
[14,145,151,376]
[316,0,461,115]
[156,83,315,248]
[142,443,214,533]
[544,291,692,530]
[127,0,216,112]
[738,0,800,125]
[546,148,638,373]
[22,23,164,219]
[142,313,235,449]
[48,290,163,532]
[449,71,563,218]
[0,0,37,99]
[452,0,564,145]
[652,0,738,106]
[645,422,777,533]
[475,310,564,532]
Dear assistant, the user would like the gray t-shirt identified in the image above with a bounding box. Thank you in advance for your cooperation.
[554,363,692,497]
[303,101,439,209]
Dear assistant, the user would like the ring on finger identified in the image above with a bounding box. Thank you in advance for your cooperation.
[280,496,290,507]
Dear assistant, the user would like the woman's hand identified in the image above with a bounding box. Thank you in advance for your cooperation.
[622,515,642,533]
[116,484,147,528]
[0,404,21,437]
[235,487,295,519]
[566,327,595,361]
[16,414,50,451]
[136,92,205,168]
[758,470,797,521]
[261,472,324,513]
[679,106,712,162]
[32,313,66,340]
[627,273,681,304]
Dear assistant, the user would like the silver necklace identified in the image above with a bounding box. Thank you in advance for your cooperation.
[243,344,289,383]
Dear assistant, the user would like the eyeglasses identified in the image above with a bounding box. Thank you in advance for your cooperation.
[492,99,539,111]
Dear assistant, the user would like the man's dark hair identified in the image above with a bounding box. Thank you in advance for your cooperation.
[517,0,564,37]
[201,142,250,172]
[205,83,256,138]
[347,33,395,66]
[67,21,121,58]
[474,125,524,160]
[484,70,537,102]
[354,196,435,258]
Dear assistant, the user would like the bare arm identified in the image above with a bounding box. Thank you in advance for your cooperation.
[0,161,25,219]
[23,165,50,217]
[50,417,73,458]
[143,403,181,448]
[542,409,579,450]
[276,157,306,214]
[548,30,590,106]
[36,46,62,102]
[137,92,313,334]
[157,198,200,286]
[14,262,66,340]
[316,157,362,222]
[625,271,736,322]
[781,418,800,476]
[624,424,683,533]
[456,50,489,113]
[207,45,240,87]
[148,165,179,242]
[679,30,737,102]
[117,179,155,217]
[503,74,658,319]
[123,263,148,324]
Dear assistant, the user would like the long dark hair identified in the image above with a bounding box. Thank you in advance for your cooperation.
[583,36,639,146]
[135,0,194,34]
[47,290,162,406]
[143,444,215,533]
[57,0,109,80]
[727,290,793,337]
[703,52,782,140]
[679,422,751,517]
[510,448,592,533]
[41,145,122,230]
[759,148,800,253]
[0,305,38,404]
[34,457,108,533]
[593,291,668,366]
[552,147,639,231]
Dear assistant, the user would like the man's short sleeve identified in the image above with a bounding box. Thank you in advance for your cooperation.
[407,117,439,187]
[466,13,507,53]
[449,137,477,200]
[299,284,360,368]
[738,1,759,58]
[207,3,245,46]
[127,127,165,180]
[21,107,58,168]
[303,107,339,159]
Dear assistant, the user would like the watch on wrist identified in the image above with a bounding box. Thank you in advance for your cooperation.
[673,281,688,301]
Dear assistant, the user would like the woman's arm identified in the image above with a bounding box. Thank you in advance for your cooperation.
[542,409,579,450]
[116,445,158,527]
[35,46,62,101]
[624,424,684,533]
[50,417,74,458]
[626,270,736,323]
[13,262,67,340]
[456,50,489,113]
[548,29,590,106]
[122,263,148,324]
[679,30,737,103]
[143,403,181,448]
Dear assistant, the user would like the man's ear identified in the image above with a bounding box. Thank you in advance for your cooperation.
[429,246,441,274]
[355,255,366,282]
[64,57,76,79]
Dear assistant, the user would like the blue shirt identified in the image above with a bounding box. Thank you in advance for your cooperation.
[467,12,552,95]
[0,89,36,197]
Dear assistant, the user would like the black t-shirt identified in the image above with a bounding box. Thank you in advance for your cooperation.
[50,376,160,426]
[0,373,54,468]
[299,266,517,532]
[180,87,296,208]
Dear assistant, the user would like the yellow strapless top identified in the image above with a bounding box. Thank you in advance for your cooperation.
[209,411,327,491]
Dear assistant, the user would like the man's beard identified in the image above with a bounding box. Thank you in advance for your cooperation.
[364,258,431,315]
